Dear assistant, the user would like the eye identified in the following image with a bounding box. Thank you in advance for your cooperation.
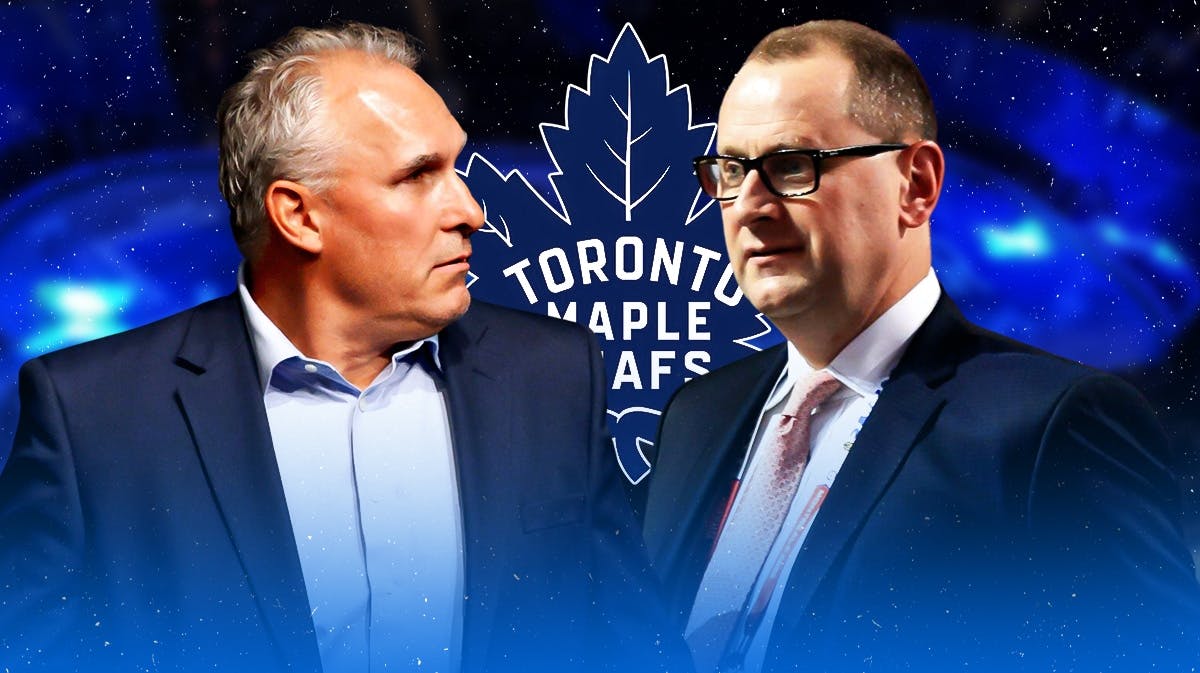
[718,160,745,182]
[392,154,444,185]
[402,166,432,182]
[768,154,814,185]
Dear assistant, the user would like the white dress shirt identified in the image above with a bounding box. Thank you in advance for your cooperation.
[238,271,464,673]
[688,268,941,672]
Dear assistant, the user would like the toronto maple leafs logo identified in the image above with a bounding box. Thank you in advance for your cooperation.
[462,24,780,483]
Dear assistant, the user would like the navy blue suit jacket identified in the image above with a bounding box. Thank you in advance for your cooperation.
[642,294,1200,671]
[0,294,682,672]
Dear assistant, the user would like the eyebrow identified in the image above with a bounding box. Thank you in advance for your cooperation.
[385,154,435,184]
[402,133,469,170]
[718,137,820,156]
[391,133,469,180]
[400,153,439,172]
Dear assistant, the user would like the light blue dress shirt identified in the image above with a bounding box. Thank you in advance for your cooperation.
[238,275,464,673]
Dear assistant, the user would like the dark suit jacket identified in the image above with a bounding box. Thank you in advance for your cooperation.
[643,295,1200,671]
[0,294,683,673]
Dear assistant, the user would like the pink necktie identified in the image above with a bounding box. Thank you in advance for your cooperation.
[687,370,842,672]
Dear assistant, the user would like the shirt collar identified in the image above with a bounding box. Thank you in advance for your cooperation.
[785,268,941,398]
[236,264,441,394]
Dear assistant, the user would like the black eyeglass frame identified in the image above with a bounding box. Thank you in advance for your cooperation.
[692,143,911,200]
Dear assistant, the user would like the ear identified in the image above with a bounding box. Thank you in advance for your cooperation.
[899,140,944,229]
[264,179,324,255]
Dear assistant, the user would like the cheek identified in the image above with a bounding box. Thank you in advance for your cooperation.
[721,216,746,264]
[364,207,428,260]
[811,229,863,281]
[384,245,430,293]
[812,192,877,255]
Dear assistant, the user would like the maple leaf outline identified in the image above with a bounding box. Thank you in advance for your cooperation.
[459,24,783,484]
[607,406,660,485]
[460,153,568,253]
[732,313,782,352]
[538,23,718,227]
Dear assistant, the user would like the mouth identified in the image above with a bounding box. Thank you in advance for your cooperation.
[435,252,472,270]
[746,243,805,261]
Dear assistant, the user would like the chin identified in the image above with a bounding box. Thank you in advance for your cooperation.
[403,291,471,338]
[745,280,807,316]
[440,290,473,323]
[452,292,472,318]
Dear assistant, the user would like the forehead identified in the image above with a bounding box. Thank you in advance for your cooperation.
[716,52,860,153]
[319,52,464,150]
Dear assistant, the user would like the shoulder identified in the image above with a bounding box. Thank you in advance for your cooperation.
[458,299,592,340]
[948,323,1136,406]
[671,344,784,403]
[958,319,1090,376]
[906,314,1165,473]
[451,299,597,361]
[902,297,1131,409]
[443,301,603,395]
[23,294,239,383]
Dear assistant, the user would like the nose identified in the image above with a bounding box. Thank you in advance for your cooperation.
[447,171,484,234]
[725,169,780,224]
[737,167,775,200]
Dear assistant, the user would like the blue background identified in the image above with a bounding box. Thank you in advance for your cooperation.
[1,1,1197,552]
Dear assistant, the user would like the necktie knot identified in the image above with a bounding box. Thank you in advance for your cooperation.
[773,371,840,471]
[781,369,842,421]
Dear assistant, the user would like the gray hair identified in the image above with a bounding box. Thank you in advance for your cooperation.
[217,22,420,261]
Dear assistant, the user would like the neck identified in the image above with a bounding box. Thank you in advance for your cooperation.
[774,309,862,370]
[775,265,930,370]
[247,258,410,390]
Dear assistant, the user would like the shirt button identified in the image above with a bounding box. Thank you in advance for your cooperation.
[358,397,369,411]
[304,363,318,374]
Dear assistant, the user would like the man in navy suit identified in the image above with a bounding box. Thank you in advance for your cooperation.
[642,20,1200,672]
[0,22,681,673]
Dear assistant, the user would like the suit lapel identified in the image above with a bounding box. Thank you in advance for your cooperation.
[646,346,788,614]
[768,369,946,641]
[769,294,965,646]
[437,306,512,672]
[173,295,321,673]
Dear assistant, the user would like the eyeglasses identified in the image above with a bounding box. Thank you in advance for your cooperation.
[692,144,910,200]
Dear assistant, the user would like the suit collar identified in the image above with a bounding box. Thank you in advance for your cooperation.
[437,302,503,381]
[769,293,971,644]
[235,272,445,395]
[173,294,322,673]
[889,291,976,387]
[823,268,941,395]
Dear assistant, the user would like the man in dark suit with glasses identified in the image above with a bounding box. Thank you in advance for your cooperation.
[643,19,1200,672]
